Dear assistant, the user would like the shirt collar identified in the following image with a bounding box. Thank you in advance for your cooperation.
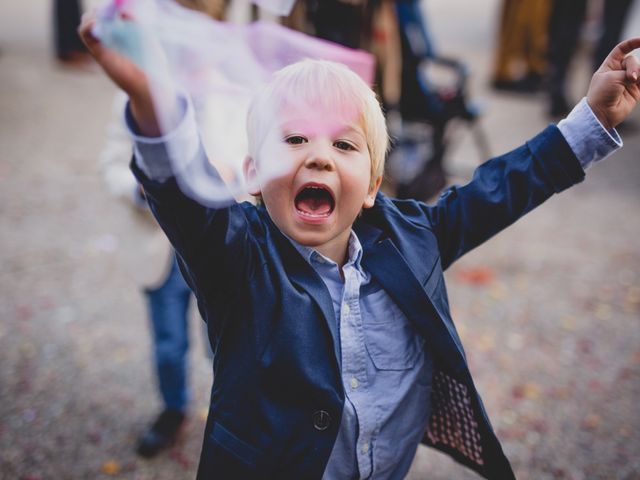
[288,230,364,271]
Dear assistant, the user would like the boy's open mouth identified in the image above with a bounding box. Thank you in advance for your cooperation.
[294,184,335,218]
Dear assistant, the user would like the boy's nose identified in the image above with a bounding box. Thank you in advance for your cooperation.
[304,151,335,171]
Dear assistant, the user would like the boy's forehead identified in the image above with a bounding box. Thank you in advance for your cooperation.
[276,102,365,138]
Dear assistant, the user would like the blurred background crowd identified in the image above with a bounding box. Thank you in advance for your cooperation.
[1,0,639,478]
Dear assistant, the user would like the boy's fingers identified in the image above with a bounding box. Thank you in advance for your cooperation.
[597,70,629,86]
[599,37,640,71]
[79,10,96,33]
[622,55,640,82]
[617,37,640,56]
[78,12,99,48]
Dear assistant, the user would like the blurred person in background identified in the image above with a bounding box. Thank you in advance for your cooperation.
[98,0,228,459]
[99,92,196,458]
[491,0,552,93]
[592,0,637,71]
[303,0,377,50]
[303,0,482,201]
[548,0,635,116]
[382,0,485,201]
[54,0,89,63]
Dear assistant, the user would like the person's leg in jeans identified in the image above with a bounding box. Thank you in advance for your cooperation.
[137,254,192,457]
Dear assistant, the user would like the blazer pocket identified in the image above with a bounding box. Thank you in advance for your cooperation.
[210,422,266,468]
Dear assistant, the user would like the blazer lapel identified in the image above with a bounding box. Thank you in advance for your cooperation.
[271,228,341,363]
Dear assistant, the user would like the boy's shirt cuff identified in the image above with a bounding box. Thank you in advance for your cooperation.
[557,97,622,170]
[125,95,200,182]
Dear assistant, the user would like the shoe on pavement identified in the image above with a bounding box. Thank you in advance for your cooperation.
[136,409,186,458]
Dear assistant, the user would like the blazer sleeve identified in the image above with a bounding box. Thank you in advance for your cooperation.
[424,125,585,270]
[129,136,254,309]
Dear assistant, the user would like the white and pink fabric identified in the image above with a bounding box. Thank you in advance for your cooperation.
[94,0,376,205]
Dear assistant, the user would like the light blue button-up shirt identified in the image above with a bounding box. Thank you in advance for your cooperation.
[290,233,433,479]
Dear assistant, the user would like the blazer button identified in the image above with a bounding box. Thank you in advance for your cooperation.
[312,410,331,431]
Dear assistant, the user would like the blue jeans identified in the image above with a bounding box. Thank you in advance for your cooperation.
[145,255,192,412]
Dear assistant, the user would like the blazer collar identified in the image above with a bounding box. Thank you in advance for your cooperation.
[353,219,385,249]
[267,218,341,363]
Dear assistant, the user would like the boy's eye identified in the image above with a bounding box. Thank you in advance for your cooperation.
[334,140,356,151]
[285,135,307,145]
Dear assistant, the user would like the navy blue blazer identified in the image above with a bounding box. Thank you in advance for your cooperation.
[132,125,584,479]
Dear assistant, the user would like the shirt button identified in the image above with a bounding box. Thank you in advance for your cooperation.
[342,304,350,316]
[312,410,331,431]
[350,377,359,389]
[362,442,369,454]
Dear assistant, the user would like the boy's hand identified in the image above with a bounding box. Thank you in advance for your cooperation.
[587,37,640,131]
[78,11,162,136]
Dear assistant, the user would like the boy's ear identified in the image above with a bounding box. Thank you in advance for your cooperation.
[363,176,382,209]
[243,155,262,196]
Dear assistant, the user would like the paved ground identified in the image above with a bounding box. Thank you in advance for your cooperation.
[1,1,639,479]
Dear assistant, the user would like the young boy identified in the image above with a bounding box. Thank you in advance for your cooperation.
[80,14,640,479]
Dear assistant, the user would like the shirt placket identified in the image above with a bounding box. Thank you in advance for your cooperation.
[340,263,375,479]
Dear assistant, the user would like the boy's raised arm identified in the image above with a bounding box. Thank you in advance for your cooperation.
[427,38,640,269]
[78,12,249,303]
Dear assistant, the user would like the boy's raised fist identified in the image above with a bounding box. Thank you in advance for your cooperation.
[587,37,640,130]
[78,11,163,136]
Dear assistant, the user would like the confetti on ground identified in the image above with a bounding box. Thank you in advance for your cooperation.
[101,460,121,475]
[581,414,602,431]
[454,266,496,286]
[511,383,541,401]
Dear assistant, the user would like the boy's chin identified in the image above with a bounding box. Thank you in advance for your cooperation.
[288,230,328,246]
[286,228,331,247]
[289,226,348,247]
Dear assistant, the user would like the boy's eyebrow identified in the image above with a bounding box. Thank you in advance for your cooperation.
[334,125,367,146]
[279,120,366,141]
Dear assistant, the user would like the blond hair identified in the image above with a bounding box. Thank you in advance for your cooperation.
[246,59,388,186]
